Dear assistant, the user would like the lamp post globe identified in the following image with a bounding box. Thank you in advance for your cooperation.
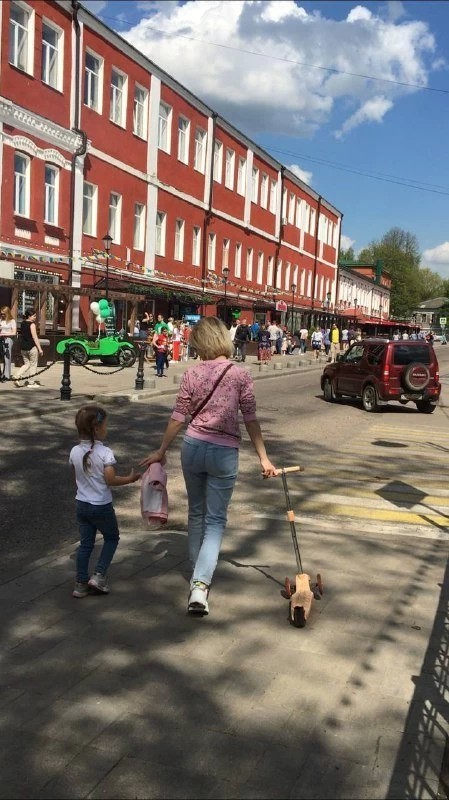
[222,266,229,324]
[290,283,296,332]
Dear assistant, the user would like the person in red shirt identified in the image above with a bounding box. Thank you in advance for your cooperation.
[152,331,168,377]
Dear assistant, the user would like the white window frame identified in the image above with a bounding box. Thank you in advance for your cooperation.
[44,163,59,225]
[174,218,185,261]
[133,84,148,139]
[225,148,235,190]
[213,140,223,183]
[269,180,277,214]
[9,1,34,75]
[260,173,268,209]
[285,262,291,291]
[251,167,259,204]
[295,198,302,228]
[158,102,172,153]
[235,243,242,278]
[133,202,145,251]
[192,226,201,267]
[310,208,316,235]
[194,128,207,173]
[155,211,166,256]
[14,152,31,217]
[288,193,295,224]
[84,49,103,113]
[82,181,97,236]
[276,259,282,289]
[222,238,230,270]
[246,248,253,282]
[207,232,216,271]
[282,188,288,219]
[41,19,63,91]
[110,67,127,128]
[267,256,274,287]
[257,252,264,285]
[108,192,122,245]
[237,157,247,196]
[177,116,190,164]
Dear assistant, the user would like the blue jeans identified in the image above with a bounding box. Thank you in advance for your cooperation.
[75,501,120,582]
[155,350,165,376]
[181,435,239,586]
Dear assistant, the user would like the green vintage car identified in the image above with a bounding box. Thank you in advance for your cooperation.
[56,333,137,367]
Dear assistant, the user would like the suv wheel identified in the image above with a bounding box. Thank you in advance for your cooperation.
[416,399,436,414]
[362,384,379,412]
[403,362,430,391]
[323,377,336,402]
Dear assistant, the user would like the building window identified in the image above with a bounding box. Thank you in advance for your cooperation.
[267,256,274,286]
[82,181,97,236]
[14,152,30,217]
[133,84,148,139]
[213,140,223,183]
[251,167,259,204]
[295,198,302,228]
[208,233,216,271]
[9,1,33,74]
[84,50,102,111]
[194,128,207,173]
[257,252,264,285]
[174,218,185,261]
[235,243,242,278]
[269,180,277,214]
[282,188,288,219]
[44,164,58,225]
[110,68,126,127]
[133,203,145,250]
[192,226,201,267]
[41,21,61,90]
[108,192,121,244]
[178,116,190,164]
[155,211,166,256]
[246,248,253,281]
[285,262,291,291]
[158,102,172,153]
[310,208,316,234]
[222,238,230,270]
[225,148,235,190]
[276,259,282,289]
[260,174,268,209]
[237,157,247,196]
[288,193,295,224]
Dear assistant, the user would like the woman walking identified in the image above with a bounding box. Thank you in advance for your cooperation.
[141,317,277,616]
[12,309,43,387]
[0,306,17,381]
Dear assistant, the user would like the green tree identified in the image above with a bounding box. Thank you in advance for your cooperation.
[416,267,444,300]
[358,228,422,318]
[339,246,355,263]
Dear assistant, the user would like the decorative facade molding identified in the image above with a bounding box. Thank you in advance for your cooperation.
[0,97,84,153]
[2,133,72,169]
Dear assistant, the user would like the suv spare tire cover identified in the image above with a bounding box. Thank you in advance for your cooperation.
[403,362,430,391]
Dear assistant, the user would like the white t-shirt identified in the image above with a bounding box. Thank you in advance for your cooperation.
[268,324,281,341]
[342,329,349,342]
[69,440,116,505]
[0,319,16,336]
[229,325,238,342]
[299,328,308,340]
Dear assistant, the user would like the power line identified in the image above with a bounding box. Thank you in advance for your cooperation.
[97,9,449,95]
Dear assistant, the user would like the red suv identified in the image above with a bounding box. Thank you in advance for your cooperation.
[321,338,441,413]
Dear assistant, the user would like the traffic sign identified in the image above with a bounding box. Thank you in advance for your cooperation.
[439,317,447,326]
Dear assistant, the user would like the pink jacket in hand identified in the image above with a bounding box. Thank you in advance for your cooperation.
[140,461,168,526]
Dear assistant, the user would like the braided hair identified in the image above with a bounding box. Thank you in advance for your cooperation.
[75,404,107,472]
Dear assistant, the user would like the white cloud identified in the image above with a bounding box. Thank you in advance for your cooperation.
[288,163,313,185]
[340,235,355,250]
[422,242,449,278]
[119,1,439,139]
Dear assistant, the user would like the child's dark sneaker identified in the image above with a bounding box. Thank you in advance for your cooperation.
[72,581,89,598]
[88,573,110,593]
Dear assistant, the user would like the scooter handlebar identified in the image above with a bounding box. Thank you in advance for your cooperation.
[274,466,305,475]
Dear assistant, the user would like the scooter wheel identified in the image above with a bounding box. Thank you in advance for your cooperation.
[281,576,294,599]
[316,573,324,595]
[290,604,306,628]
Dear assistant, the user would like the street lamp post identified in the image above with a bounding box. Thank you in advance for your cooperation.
[102,233,113,301]
[354,296,358,326]
[222,266,229,324]
[290,283,296,331]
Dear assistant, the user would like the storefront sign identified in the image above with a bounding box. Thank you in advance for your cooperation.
[276,301,288,312]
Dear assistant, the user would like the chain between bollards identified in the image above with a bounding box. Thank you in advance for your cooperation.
[135,343,146,390]
[60,345,72,400]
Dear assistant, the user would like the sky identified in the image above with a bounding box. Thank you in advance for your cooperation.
[83,0,449,279]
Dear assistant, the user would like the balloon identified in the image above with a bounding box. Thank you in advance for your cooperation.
[100,307,109,319]
[90,301,100,314]
[99,299,109,310]
[95,314,102,323]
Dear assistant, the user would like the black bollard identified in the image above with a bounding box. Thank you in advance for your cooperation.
[60,345,72,400]
[135,343,145,390]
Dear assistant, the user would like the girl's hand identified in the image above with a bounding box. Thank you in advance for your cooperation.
[260,457,277,479]
[140,449,164,468]
[129,468,141,483]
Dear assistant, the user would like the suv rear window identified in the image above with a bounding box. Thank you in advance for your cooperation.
[393,344,430,366]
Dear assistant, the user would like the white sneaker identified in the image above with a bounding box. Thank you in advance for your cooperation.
[188,584,209,615]
[88,573,110,593]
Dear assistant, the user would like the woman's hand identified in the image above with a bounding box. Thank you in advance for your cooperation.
[260,457,277,479]
[139,449,164,468]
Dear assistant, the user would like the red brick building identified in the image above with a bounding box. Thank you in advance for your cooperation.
[0,0,342,333]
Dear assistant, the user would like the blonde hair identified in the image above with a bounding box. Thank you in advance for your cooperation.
[189,317,233,360]
[0,306,13,321]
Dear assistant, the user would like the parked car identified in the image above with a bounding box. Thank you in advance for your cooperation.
[56,333,137,367]
[321,338,440,413]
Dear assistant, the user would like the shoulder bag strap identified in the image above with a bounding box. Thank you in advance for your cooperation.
[190,362,234,420]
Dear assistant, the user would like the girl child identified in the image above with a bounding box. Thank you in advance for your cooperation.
[70,404,140,598]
